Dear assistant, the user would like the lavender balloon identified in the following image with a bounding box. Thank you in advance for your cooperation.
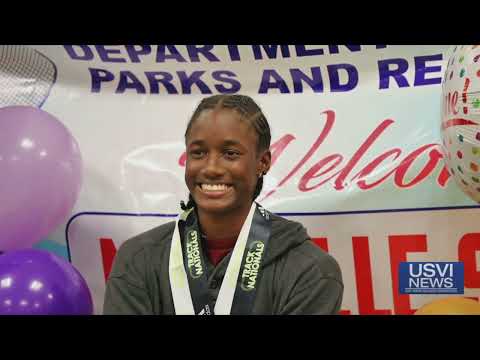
[0,249,93,315]
[0,106,82,251]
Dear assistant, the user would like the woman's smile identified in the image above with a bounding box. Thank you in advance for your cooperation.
[196,183,234,198]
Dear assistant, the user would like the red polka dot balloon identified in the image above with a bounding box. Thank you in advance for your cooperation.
[441,45,480,202]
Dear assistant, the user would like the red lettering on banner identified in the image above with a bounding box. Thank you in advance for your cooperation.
[437,163,452,187]
[312,237,329,252]
[334,119,395,190]
[393,144,443,188]
[177,109,449,199]
[100,238,118,281]
[352,236,391,314]
[299,155,343,191]
[388,234,428,315]
[458,233,480,288]
[94,229,480,315]
[354,148,402,189]
[262,110,335,199]
[268,134,296,167]
[179,151,187,166]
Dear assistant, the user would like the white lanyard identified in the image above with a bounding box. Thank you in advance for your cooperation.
[168,202,257,315]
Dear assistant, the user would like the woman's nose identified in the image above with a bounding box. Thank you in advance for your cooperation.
[202,154,225,177]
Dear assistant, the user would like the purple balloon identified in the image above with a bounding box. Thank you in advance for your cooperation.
[0,249,93,315]
[0,106,82,251]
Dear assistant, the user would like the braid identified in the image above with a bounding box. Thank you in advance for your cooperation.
[181,94,271,210]
[180,193,196,211]
[252,176,264,201]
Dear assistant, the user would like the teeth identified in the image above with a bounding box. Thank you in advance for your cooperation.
[201,184,229,191]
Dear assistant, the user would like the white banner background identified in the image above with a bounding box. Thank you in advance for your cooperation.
[6,45,479,314]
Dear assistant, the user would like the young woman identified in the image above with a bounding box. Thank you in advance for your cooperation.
[103,94,343,315]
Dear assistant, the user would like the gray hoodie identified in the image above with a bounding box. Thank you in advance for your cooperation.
[103,213,343,315]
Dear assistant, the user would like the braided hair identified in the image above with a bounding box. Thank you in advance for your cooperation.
[180,94,271,211]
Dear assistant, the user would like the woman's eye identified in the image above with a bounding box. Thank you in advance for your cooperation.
[224,150,240,159]
[189,149,205,158]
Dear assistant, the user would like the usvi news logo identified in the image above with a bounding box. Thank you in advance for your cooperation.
[399,262,464,295]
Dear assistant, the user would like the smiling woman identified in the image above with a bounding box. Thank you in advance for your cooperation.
[182,96,271,222]
[103,94,344,315]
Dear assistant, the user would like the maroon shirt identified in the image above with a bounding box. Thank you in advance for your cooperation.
[204,236,236,266]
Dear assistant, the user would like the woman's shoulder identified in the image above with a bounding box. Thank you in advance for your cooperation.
[267,212,342,281]
[269,212,307,239]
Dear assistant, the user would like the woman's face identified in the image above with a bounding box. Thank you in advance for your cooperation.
[185,108,270,216]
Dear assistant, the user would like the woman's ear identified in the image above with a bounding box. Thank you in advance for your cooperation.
[258,149,272,176]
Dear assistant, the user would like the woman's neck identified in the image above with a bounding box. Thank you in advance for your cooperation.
[197,203,252,241]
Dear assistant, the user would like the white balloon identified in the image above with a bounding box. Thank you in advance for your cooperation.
[441,45,480,203]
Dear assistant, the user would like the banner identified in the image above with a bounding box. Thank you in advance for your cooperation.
[3,45,479,314]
